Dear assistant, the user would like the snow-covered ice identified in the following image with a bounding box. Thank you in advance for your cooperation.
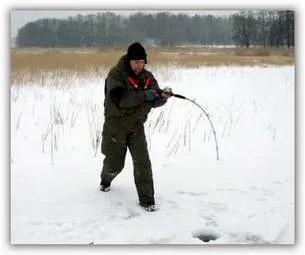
[10,65,294,244]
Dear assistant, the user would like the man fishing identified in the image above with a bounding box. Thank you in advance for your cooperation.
[99,42,172,212]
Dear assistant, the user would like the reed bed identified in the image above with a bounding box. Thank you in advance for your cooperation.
[11,46,294,84]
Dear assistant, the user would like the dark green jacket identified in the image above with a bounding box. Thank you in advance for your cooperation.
[103,55,167,133]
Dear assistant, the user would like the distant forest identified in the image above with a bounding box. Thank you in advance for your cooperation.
[15,10,294,48]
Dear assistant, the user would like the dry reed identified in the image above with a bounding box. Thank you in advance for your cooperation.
[11,46,294,84]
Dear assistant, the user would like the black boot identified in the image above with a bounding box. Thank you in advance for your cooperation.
[140,202,158,212]
[99,181,111,192]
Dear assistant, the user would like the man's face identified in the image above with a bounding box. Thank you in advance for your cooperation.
[130,60,145,75]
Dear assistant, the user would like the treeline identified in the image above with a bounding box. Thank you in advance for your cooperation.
[15,10,294,48]
[232,10,294,48]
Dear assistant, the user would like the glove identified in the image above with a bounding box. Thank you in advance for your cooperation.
[144,89,160,101]
[159,87,173,98]
[163,87,172,93]
[162,87,172,95]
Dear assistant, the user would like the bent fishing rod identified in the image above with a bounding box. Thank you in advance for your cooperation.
[160,90,220,161]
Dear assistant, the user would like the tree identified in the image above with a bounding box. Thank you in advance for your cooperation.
[284,11,294,48]
[257,10,268,47]
[16,21,56,47]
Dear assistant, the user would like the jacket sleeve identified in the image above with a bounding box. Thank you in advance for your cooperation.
[106,76,146,108]
[150,76,168,108]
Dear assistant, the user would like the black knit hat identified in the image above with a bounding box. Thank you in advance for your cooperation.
[127,42,147,63]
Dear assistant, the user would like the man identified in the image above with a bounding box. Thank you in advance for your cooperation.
[100,42,172,212]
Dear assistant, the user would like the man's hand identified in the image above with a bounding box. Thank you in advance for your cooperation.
[161,87,173,98]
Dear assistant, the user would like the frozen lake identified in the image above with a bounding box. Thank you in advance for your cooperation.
[11,65,294,244]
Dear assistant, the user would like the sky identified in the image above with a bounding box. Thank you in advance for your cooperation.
[9,10,237,38]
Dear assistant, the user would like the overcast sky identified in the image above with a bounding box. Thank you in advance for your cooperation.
[10,10,237,37]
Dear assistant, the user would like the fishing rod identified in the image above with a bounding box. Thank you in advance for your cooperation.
[161,90,220,161]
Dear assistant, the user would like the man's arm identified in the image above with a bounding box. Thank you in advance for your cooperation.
[150,77,168,108]
[107,76,146,108]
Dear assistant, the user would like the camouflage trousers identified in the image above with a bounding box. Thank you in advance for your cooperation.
[100,124,154,204]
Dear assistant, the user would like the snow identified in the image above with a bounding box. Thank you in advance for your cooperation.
[10,65,294,245]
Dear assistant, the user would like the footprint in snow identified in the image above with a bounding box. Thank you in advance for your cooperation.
[201,214,219,228]
[177,190,208,196]
[202,202,228,212]
[124,202,141,219]
[228,232,270,244]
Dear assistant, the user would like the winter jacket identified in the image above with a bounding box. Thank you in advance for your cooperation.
[103,55,167,134]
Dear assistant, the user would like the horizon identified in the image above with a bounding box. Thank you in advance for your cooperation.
[10,10,237,38]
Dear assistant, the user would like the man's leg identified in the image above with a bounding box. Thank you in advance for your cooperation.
[100,132,127,187]
[127,126,155,205]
